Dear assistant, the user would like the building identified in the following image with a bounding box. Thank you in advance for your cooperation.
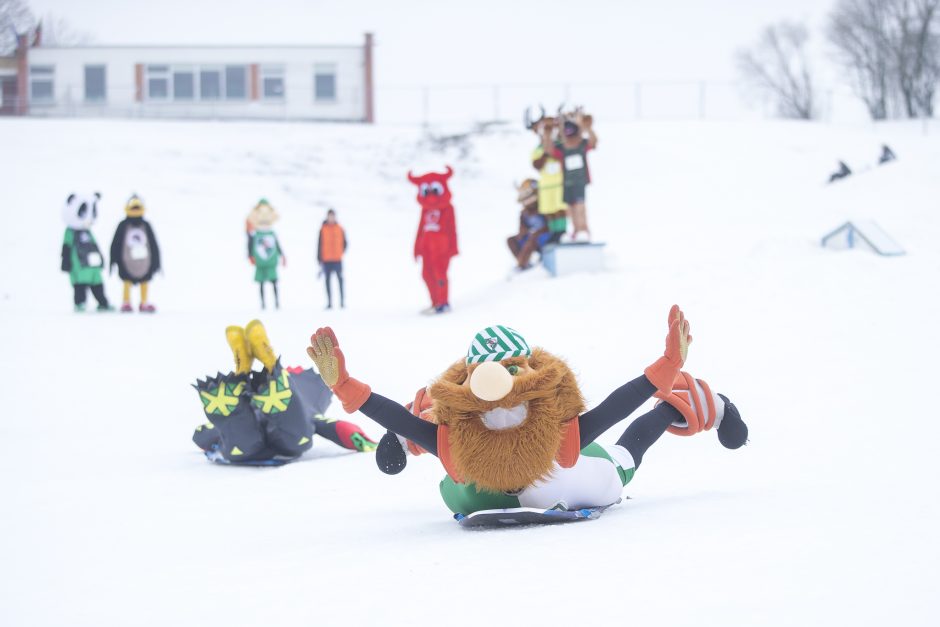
[0,31,375,122]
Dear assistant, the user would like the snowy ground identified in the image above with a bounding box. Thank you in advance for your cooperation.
[1,116,938,627]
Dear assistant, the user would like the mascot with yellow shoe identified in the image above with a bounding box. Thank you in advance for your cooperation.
[192,320,376,466]
[306,306,748,522]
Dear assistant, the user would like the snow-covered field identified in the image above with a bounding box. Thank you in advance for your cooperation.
[1,116,938,626]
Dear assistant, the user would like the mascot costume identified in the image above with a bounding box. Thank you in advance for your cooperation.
[192,319,377,466]
[61,192,112,312]
[307,306,748,524]
[526,107,568,242]
[246,199,285,309]
[507,179,550,270]
[541,108,598,242]
[109,194,161,313]
[408,167,458,314]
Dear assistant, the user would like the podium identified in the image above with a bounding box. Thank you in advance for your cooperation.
[541,242,607,277]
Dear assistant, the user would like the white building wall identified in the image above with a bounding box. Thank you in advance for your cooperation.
[26,45,366,121]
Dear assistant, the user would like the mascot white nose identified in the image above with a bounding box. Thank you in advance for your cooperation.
[469,361,514,401]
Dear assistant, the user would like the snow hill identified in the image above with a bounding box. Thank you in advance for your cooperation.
[1,116,938,627]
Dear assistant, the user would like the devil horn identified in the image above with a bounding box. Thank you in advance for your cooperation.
[443,165,453,179]
[407,170,420,184]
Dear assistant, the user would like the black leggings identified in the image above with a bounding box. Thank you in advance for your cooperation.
[615,403,680,468]
[74,284,108,307]
[259,281,279,308]
[323,262,344,306]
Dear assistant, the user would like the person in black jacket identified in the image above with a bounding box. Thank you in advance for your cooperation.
[110,195,161,313]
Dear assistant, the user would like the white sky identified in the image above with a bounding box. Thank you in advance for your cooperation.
[28,0,836,86]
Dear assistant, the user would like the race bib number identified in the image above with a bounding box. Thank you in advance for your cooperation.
[86,252,103,267]
[564,153,585,171]
[130,244,149,260]
[545,161,562,175]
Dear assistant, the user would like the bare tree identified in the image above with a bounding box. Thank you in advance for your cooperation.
[736,21,817,119]
[885,0,940,117]
[39,13,94,46]
[828,0,893,120]
[0,0,35,55]
[829,0,940,119]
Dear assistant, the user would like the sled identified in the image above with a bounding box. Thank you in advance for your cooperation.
[204,446,298,467]
[455,499,621,528]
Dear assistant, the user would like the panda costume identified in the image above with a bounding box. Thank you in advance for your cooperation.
[60,192,112,312]
[110,195,161,313]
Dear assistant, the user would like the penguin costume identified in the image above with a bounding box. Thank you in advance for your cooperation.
[61,192,112,312]
[110,195,161,313]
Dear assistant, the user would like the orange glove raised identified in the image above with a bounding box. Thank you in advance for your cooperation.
[644,304,692,396]
[306,327,371,413]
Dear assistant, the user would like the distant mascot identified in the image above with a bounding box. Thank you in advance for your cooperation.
[246,198,286,310]
[409,166,458,314]
[110,194,161,313]
[61,192,112,312]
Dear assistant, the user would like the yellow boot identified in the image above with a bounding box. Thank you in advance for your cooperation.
[245,319,277,372]
[225,326,254,375]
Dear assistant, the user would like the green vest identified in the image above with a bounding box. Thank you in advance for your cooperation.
[63,228,104,285]
[251,230,281,268]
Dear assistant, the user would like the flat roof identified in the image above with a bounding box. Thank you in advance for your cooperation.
[31,44,363,51]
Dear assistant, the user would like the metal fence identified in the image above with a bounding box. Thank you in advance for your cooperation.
[375,80,762,126]
[3,77,871,125]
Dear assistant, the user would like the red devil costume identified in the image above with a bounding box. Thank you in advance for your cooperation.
[408,166,459,314]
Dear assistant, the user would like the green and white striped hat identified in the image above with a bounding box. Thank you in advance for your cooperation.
[466,325,531,364]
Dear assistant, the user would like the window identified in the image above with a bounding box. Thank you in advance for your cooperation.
[147,65,169,100]
[261,65,285,100]
[173,67,195,100]
[225,66,247,100]
[314,64,336,101]
[200,68,221,100]
[29,66,54,103]
[141,63,259,102]
[84,65,106,102]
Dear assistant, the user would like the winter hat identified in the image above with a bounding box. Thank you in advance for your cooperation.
[466,325,531,364]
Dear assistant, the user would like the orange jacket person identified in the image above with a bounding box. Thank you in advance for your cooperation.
[317,209,347,309]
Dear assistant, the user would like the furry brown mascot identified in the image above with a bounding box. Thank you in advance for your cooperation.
[307,308,749,518]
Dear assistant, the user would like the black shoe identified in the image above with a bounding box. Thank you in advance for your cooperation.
[717,393,748,449]
[376,430,407,475]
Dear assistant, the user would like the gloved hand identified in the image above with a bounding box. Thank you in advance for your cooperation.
[644,305,692,395]
[306,327,371,413]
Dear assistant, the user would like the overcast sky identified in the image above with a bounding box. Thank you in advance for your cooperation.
[27,0,838,87]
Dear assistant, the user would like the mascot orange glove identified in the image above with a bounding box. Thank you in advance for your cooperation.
[644,304,692,396]
[307,327,372,413]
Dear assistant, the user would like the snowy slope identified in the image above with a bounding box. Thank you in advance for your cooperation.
[0,117,938,627]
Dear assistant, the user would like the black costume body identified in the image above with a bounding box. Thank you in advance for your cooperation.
[193,363,355,463]
[110,216,161,283]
